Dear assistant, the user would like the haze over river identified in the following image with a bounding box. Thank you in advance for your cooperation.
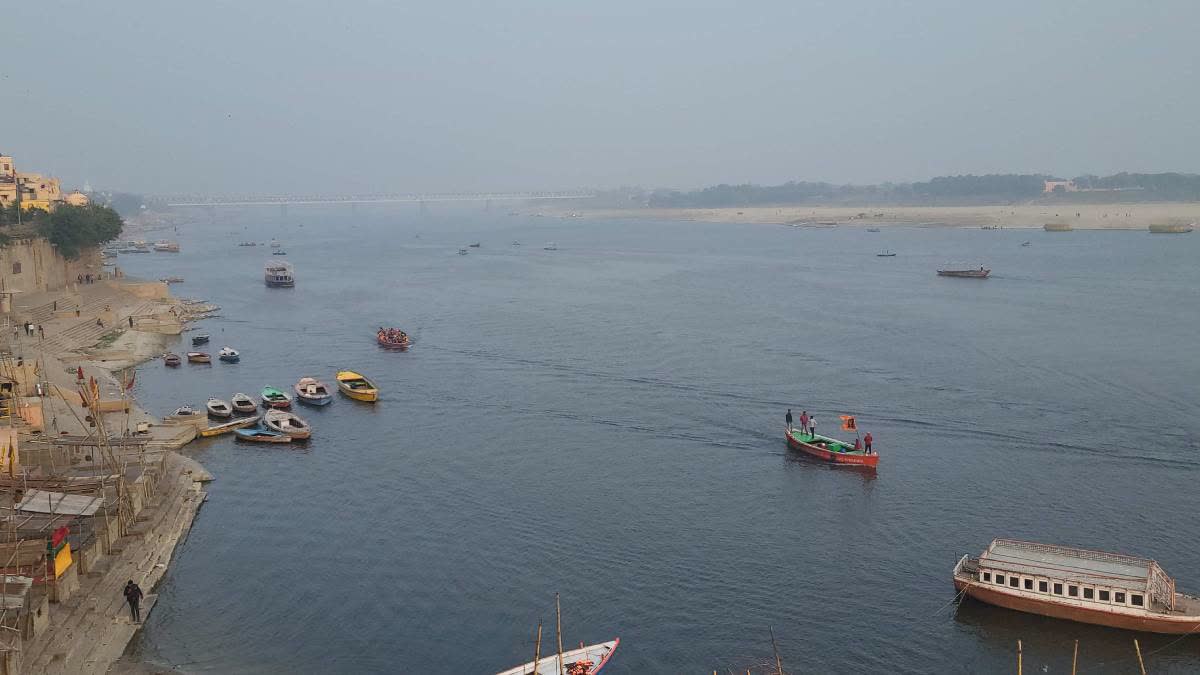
[118,209,1200,673]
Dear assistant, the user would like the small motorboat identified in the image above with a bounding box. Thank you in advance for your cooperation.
[294,377,333,406]
[512,241,521,246]
[937,267,991,278]
[376,328,410,349]
[543,242,558,251]
[187,351,211,364]
[272,250,287,256]
[270,239,281,248]
[205,398,233,418]
[164,353,181,367]
[263,409,312,439]
[231,393,258,414]
[1021,241,1032,247]
[458,248,469,255]
[877,250,896,257]
[172,405,198,417]
[495,639,620,675]
[785,426,879,469]
[192,334,210,346]
[468,242,481,248]
[200,415,260,438]
[336,370,378,402]
[218,347,240,363]
[234,426,292,443]
[261,386,293,409]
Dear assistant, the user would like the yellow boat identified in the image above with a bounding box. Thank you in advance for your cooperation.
[199,414,261,438]
[336,370,379,402]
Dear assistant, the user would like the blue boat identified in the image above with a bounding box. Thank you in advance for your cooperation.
[219,347,240,363]
[294,377,333,406]
[234,426,291,443]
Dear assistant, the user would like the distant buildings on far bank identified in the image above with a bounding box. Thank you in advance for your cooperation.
[0,152,89,212]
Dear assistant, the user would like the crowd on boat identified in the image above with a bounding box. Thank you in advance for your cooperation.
[377,327,409,347]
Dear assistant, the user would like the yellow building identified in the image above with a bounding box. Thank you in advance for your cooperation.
[0,155,15,207]
[64,191,90,206]
[18,172,63,211]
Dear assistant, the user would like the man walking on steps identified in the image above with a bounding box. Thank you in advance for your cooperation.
[124,580,144,623]
[785,409,793,432]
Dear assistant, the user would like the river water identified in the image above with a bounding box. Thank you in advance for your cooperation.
[117,208,1200,673]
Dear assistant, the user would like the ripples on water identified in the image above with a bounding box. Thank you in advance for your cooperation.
[122,209,1200,673]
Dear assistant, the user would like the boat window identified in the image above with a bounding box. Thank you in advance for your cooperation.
[1099,589,1110,602]
[1131,594,1143,607]
[982,572,991,582]
[1024,579,1033,590]
[1083,588,1094,600]
[1038,580,1048,593]
[1115,592,1126,604]
[1053,583,1063,595]
[1009,577,1019,588]
[1068,585,1078,597]
[996,574,1005,585]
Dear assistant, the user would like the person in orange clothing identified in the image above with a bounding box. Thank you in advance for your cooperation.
[864,432,874,454]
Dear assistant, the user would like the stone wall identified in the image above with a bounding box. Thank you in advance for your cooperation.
[0,238,101,298]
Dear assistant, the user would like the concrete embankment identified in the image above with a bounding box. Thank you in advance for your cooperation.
[1,269,213,675]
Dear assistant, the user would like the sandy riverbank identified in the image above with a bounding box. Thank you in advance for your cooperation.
[550,202,1200,230]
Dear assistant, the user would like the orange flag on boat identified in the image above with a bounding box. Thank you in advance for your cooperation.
[840,415,857,431]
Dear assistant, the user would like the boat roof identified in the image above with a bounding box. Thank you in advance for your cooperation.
[980,539,1162,591]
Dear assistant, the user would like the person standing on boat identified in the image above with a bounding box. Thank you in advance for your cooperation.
[799,411,809,435]
[808,416,817,438]
[864,432,873,455]
[785,409,793,432]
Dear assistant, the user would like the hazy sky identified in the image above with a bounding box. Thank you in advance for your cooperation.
[3,1,1197,195]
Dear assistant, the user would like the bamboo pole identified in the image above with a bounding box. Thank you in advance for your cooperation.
[1017,640,1022,675]
[770,626,784,675]
[556,593,565,675]
[532,623,542,673]
[1134,639,1147,675]
[1071,639,1078,675]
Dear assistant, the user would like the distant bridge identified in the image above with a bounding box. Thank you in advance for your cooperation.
[164,191,597,207]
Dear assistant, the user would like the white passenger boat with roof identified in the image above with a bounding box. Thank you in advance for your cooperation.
[953,538,1200,633]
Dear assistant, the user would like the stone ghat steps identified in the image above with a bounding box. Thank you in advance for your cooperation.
[22,463,204,674]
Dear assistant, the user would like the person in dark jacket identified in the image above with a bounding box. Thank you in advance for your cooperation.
[785,409,793,432]
[124,580,144,622]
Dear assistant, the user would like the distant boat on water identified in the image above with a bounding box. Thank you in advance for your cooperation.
[1021,241,1032,247]
[877,250,896,257]
[458,248,468,255]
[543,242,558,251]
[937,267,990,278]
[1044,222,1073,232]
[1148,223,1194,234]
[265,261,294,287]
[469,242,481,248]
[866,227,881,232]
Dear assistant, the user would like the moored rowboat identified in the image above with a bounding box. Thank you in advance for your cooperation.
[261,386,292,409]
[187,352,211,364]
[234,427,293,443]
[953,539,1200,634]
[336,370,378,402]
[205,398,232,418]
[218,346,240,363]
[495,639,619,675]
[164,353,181,367]
[263,409,312,439]
[231,393,257,413]
[200,415,261,438]
[294,377,333,406]
[785,427,878,468]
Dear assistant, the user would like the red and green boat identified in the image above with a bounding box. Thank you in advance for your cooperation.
[785,427,879,468]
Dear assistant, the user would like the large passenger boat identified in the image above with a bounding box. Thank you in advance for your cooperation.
[265,261,294,287]
[953,539,1200,634]
[784,427,878,468]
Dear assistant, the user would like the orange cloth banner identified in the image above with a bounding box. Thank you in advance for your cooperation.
[839,415,857,431]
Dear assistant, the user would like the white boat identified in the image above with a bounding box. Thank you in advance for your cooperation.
[543,242,558,251]
[206,398,233,418]
[263,409,311,439]
[495,640,619,675]
[172,405,198,417]
[153,240,180,252]
[218,346,240,363]
[265,261,294,287]
[231,393,257,414]
[270,239,282,248]
[458,248,469,255]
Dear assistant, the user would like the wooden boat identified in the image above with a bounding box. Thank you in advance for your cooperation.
[231,393,258,414]
[172,405,198,417]
[164,353,181,367]
[293,377,333,406]
[272,249,287,255]
[153,240,180,252]
[376,328,410,349]
[218,347,240,363]
[1021,241,1032,247]
[1044,222,1073,232]
[866,227,881,232]
[187,351,211,364]
[234,427,292,443]
[543,242,558,251]
[336,370,378,402]
[260,387,292,409]
[785,427,879,468]
[937,268,990,278]
[953,539,1200,634]
[468,242,481,248]
[876,250,896,257]
[265,261,294,287]
[263,409,312,439]
[495,640,619,675]
[206,398,233,418]
[458,248,469,255]
[192,334,210,345]
[200,415,260,438]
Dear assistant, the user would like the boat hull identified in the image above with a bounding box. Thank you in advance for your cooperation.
[337,383,378,402]
[785,428,879,468]
[937,270,990,278]
[954,578,1200,634]
[377,336,410,349]
[296,394,332,406]
[234,428,292,443]
[495,638,619,675]
[219,355,240,363]
[200,416,261,438]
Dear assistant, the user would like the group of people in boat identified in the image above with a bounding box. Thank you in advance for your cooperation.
[377,327,409,344]
[786,408,875,455]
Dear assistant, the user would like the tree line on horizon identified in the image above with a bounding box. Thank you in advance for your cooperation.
[0,202,124,258]
[640,172,1200,208]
